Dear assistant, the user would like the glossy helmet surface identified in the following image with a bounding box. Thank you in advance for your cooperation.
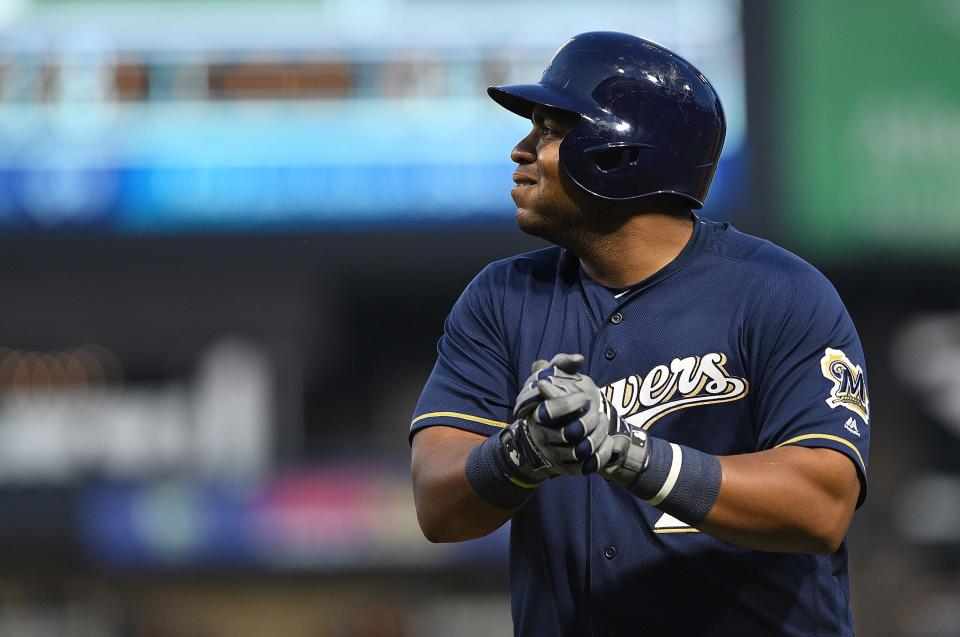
[488,31,725,209]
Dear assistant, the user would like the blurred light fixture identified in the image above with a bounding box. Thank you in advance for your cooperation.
[894,473,960,544]
[0,344,123,407]
[893,314,960,440]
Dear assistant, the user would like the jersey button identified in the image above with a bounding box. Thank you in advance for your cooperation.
[604,348,617,360]
[610,312,624,324]
[604,545,617,560]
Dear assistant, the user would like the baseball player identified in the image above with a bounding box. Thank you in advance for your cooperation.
[410,32,869,636]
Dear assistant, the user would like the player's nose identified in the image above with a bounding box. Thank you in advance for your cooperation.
[511,128,537,165]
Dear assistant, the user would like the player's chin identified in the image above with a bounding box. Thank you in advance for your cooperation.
[514,206,546,236]
[513,191,563,238]
[516,208,564,245]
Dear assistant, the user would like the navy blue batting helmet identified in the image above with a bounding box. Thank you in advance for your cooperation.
[488,31,725,209]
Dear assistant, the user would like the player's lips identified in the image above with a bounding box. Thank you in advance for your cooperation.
[512,171,538,187]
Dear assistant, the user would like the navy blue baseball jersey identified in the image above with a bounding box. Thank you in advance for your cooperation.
[410,216,870,636]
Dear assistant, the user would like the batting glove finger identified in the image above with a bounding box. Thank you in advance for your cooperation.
[589,435,618,475]
[575,409,610,459]
[532,388,590,428]
[514,372,568,419]
[514,382,544,419]
[526,418,581,447]
[574,411,621,474]
[572,437,596,461]
[513,354,583,419]
[546,353,585,375]
[560,417,588,443]
[530,359,551,374]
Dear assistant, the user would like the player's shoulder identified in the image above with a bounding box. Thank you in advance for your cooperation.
[451,246,568,336]
[481,245,565,274]
[454,245,567,320]
[472,245,568,289]
[707,221,837,297]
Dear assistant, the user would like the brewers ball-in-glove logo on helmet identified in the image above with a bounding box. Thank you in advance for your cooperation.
[488,31,726,208]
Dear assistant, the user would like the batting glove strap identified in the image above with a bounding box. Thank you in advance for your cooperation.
[464,423,542,510]
[608,424,651,487]
[622,435,723,527]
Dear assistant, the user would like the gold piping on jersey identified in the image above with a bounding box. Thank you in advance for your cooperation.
[411,411,510,429]
[774,433,865,471]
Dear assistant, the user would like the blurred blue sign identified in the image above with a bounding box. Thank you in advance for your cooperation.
[0,0,746,232]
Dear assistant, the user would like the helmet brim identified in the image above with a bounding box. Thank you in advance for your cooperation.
[487,84,587,120]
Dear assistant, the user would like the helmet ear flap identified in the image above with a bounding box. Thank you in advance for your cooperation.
[560,135,661,198]
[586,143,654,173]
[595,148,633,172]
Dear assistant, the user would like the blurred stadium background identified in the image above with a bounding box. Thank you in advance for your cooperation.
[0,0,956,635]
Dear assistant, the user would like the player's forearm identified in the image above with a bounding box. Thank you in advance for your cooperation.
[697,446,860,553]
[411,427,515,543]
[606,430,860,553]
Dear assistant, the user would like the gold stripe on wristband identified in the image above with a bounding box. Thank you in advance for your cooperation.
[506,474,540,489]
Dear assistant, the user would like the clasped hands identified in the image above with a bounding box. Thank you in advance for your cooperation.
[498,353,650,487]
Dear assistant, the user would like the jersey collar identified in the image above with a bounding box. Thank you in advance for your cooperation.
[570,214,713,326]
[589,213,712,295]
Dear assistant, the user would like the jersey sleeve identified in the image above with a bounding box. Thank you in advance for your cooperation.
[750,267,871,506]
[409,264,517,442]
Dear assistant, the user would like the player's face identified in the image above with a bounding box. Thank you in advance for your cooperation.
[510,106,593,244]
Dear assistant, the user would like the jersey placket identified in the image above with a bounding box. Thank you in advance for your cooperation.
[581,281,647,637]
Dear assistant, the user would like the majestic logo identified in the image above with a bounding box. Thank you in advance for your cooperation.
[820,348,870,424]
[844,417,861,437]
[601,352,749,431]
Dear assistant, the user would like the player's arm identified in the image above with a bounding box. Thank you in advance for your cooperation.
[601,429,861,554]
[604,271,867,552]
[411,426,515,543]
[590,408,866,554]
[527,360,863,554]
[592,411,862,554]
[412,356,602,543]
[700,446,859,553]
